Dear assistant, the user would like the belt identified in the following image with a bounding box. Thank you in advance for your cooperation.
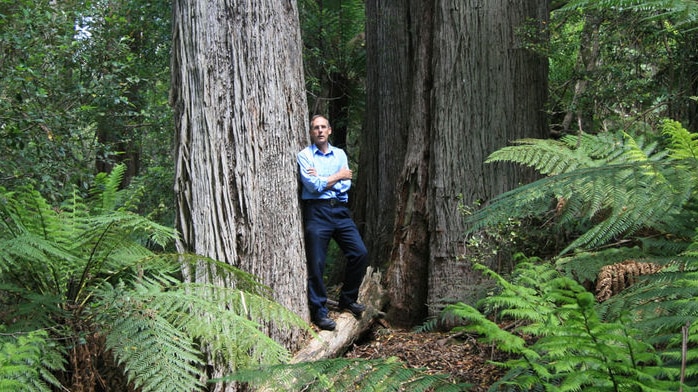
[304,198,347,207]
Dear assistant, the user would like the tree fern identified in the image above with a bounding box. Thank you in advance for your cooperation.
[480,119,698,335]
[485,136,597,176]
[470,125,697,255]
[0,164,310,391]
[2,166,452,392]
[457,121,698,389]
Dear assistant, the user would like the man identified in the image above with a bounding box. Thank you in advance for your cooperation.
[297,114,368,331]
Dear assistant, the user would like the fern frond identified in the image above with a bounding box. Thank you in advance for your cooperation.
[93,265,308,390]
[486,138,598,175]
[663,118,698,161]
[176,253,274,297]
[70,209,176,251]
[90,163,126,212]
[0,183,177,305]
[444,302,531,355]
[0,186,62,243]
[175,286,296,367]
[445,261,686,390]
[0,232,78,281]
[470,262,562,328]
[0,330,65,392]
[101,289,205,392]
[1,172,314,392]
[225,357,468,392]
[0,285,65,332]
[556,247,650,285]
[602,258,698,337]
[470,128,697,255]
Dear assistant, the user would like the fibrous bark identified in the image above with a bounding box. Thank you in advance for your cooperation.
[171,0,310,389]
[360,0,550,326]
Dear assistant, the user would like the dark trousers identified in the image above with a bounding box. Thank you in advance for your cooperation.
[303,201,368,320]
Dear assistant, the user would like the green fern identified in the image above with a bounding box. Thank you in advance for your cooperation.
[0,164,310,391]
[470,125,697,255]
[664,118,698,162]
[224,357,469,392]
[469,121,698,386]
[440,261,687,391]
[485,136,597,176]
[0,330,65,392]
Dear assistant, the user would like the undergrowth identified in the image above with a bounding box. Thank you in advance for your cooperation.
[440,118,698,391]
[0,164,466,391]
[438,258,697,391]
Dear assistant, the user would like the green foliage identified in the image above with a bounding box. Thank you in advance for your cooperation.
[0,0,174,213]
[468,121,697,255]
[556,246,649,285]
[298,0,365,149]
[0,330,65,392]
[224,357,469,392]
[441,261,694,391]
[0,0,96,201]
[1,164,455,392]
[594,254,698,344]
[462,119,698,389]
[0,165,307,391]
[561,0,698,29]
[299,0,365,96]
[125,164,177,231]
[546,1,698,135]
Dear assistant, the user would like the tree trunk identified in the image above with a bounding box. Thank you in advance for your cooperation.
[355,0,417,290]
[171,0,309,388]
[427,0,549,315]
[561,13,602,134]
[359,0,549,327]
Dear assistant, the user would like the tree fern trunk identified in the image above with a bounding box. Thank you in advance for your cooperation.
[171,0,309,388]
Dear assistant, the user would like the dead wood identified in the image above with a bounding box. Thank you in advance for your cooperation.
[292,267,388,363]
[595,260,663,302]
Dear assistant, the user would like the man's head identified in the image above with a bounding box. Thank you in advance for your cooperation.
[309,115,332,147]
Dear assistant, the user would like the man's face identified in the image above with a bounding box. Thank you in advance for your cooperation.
[310,117,332,145]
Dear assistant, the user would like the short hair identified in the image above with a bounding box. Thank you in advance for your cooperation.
[310,114,331,128]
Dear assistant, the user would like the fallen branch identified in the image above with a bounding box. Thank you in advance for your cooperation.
[292,267,387,363]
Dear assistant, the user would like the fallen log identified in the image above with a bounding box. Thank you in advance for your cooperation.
[291,267,388,363]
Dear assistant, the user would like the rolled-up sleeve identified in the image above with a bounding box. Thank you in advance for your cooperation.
[298,151,328,194]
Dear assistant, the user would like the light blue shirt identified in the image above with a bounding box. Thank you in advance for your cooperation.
[298,143,351,202]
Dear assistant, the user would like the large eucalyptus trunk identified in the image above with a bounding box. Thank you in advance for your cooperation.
[358,0,549,327]
[427,0,549,315]
[171,0,309,388]
[356,0,434,326]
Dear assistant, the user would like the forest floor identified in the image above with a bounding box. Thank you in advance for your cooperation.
[343,322,509,391]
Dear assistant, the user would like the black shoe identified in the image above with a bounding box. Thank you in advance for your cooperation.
[313,316,336,331]
[340,302,366,317]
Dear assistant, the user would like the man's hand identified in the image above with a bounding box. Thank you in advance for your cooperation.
[336,167,353,180]
[307,167,317,176]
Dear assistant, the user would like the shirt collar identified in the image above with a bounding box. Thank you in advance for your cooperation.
[311,143,334,156]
